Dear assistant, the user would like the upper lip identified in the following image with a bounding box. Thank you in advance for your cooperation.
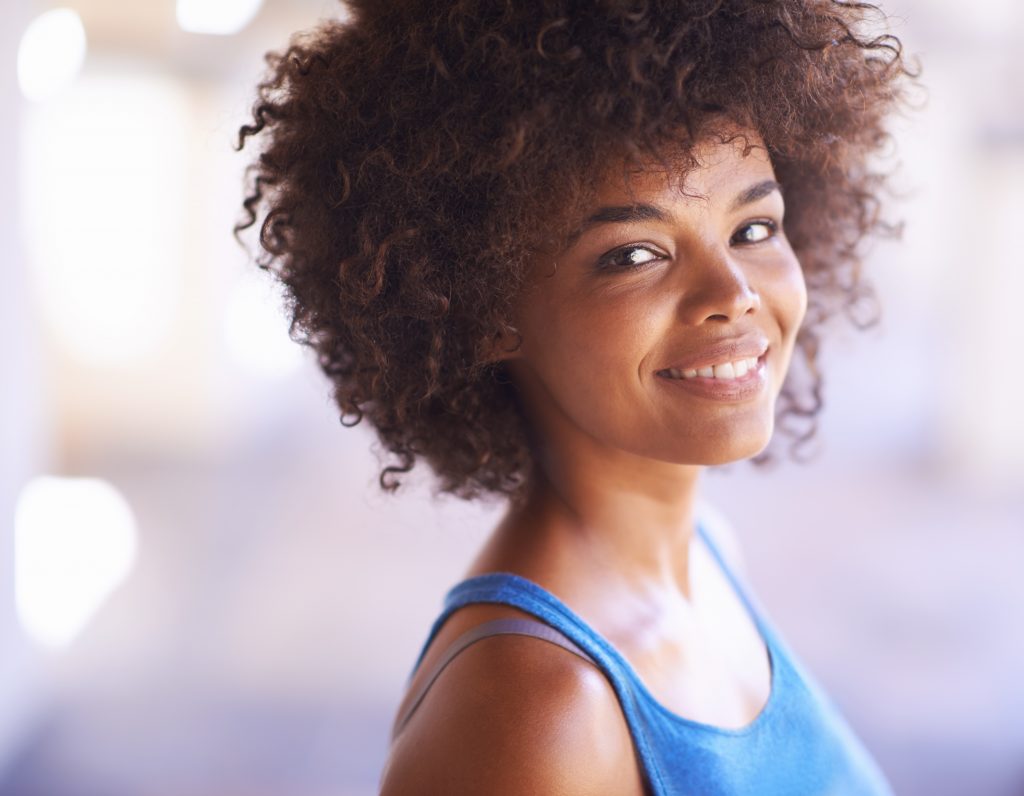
[658,335,770,373]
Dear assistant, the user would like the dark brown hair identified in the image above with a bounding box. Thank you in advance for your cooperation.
[236,0,915,499]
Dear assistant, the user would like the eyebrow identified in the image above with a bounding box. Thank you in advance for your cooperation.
[565,179,782,246]
[730,179,782,212]
[571,203,670,240]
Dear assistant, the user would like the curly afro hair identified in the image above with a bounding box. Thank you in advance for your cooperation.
[237,0,915,500]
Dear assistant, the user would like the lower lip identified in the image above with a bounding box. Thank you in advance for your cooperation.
[656,356,768,402]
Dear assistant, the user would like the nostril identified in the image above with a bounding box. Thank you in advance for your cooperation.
[678,269,762,325]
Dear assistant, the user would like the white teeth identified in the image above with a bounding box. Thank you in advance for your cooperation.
[663,356,762,381]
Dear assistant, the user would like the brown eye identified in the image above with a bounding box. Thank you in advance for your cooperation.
[731,220,778,245]
[596,245,665,272]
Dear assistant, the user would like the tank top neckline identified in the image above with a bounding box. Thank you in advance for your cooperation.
[441,524,781,738]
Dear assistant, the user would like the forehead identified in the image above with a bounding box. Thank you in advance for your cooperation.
[595,134,776,207]
[550,134,778,250]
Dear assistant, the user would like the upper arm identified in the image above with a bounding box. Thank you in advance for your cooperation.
[379,633,645,796]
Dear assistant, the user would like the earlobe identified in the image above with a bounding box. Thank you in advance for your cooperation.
[481,321,524,364]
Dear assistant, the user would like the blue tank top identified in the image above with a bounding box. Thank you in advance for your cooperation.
[404,524,894,796]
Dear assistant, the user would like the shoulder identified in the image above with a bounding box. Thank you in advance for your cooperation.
[381,608,645,796]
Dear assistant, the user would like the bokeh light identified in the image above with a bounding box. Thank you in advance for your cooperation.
[1,1,1022,794]
[15,477,138,649]
[176,0,265,36]
[21,71,187,367]
[16,8,87,103]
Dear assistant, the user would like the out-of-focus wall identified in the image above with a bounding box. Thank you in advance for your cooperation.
[1,2,1022,796]
[0,0,48,776]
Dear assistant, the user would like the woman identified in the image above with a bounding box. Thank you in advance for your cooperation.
[237,1,913,792]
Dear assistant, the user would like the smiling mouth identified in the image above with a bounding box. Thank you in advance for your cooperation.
[656,352,768,382]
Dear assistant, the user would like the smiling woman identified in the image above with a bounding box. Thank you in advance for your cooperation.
[505,136,806,472]
[236,1,915,793]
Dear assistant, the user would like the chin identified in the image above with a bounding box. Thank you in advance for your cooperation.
[668,418,776,466]
[698,438,772,466]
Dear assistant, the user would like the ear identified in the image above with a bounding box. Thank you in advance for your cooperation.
[479,321,523,365]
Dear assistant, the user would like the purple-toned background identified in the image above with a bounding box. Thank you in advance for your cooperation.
[2,1,1022,794]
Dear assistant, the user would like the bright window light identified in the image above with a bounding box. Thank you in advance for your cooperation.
[15,477,138,650]
[176,0,264,35]
[223,270,305,378]
[17,8,87,102]
[22,70,187,367]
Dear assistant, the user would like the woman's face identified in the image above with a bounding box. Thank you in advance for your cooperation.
[505,133,807,469]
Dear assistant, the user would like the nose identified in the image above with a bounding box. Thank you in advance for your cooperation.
[674,245,761,325]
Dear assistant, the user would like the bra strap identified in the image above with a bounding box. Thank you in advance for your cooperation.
[395,617,595,735]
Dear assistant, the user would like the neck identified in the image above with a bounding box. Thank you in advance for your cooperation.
[479,440,705,604]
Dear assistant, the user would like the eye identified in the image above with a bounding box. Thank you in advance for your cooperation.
[596,244,666,272]
[731,220,778,246]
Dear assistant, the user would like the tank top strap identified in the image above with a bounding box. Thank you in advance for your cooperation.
[399,530,890,796]
[395,617,594,735]
[410,572,592,676]
[405,571,670,794]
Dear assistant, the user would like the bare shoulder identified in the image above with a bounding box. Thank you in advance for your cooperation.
[380,615,645,796]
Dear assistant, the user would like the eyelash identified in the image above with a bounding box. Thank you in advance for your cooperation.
[730,219,779,246]
[595,219,780,272]
[595,244,667,272]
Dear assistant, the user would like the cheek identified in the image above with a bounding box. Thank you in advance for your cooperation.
[764,247,807,334]
[766,255,808,387]
[523,279,657,361]
[517,289,664,417]
[794,251,809,310]
[785,265,808,334]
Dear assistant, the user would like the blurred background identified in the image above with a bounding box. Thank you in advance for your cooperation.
[1,0,1022,794]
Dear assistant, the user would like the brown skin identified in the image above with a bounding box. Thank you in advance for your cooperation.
[237,1,914,500]
[382,604,645,795]
[237,3,915,790]
[381,133,806,793]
